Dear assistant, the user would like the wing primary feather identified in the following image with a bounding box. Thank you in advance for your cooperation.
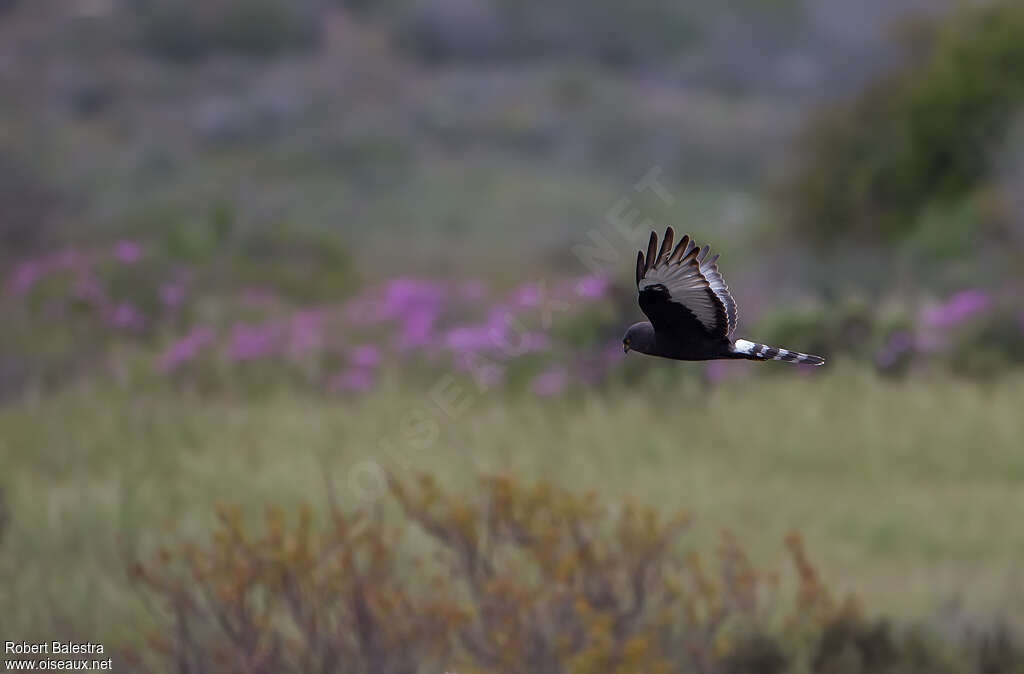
[657,227,674,263]
[645,232,658,275]
[669,235,690,263]
[636,231,735,339]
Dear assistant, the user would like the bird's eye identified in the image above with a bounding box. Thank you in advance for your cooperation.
[624,339,630,346]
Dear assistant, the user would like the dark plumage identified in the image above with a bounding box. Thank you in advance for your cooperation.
[622,227,825,366]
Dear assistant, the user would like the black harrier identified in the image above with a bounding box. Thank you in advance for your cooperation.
[623,227,825,366]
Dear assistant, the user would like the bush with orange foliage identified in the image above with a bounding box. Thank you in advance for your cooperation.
[128,474,1019,674]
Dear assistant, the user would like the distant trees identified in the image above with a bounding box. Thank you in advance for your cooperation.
[124,0,703,66]
[130,0,323,62]
[0,153,64,259]
[391,0,700,67]
[784,1,1024,245]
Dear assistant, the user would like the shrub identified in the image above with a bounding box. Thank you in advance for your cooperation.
[0,153,64,260]
[393,0,506,63]
[751,298,884,366]
[944,306,1024,379]
[132,472,974,674]
[393,0,698,66]
[784,1,1024,245]
[233,222,354,301]
[133,0,323,62]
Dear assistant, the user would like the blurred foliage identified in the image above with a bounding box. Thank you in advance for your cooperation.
[752,298,886,365]
[233,221,353,300]
[128,473,1024,673]
[162,206,235,264]
[945,309,1024,379]
[0,222,357,399]
[131,0,323,62]
[4,220,1020,401]
[752,292,1024,378]
[0,153,65,259]
[785,0,1024,245]
[392,0,699,66]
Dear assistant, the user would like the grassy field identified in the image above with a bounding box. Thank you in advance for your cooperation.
[3,364,1023,647]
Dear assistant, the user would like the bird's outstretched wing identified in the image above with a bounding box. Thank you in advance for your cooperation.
[635,227,737,339]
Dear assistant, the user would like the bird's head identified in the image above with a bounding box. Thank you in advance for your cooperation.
[622,321,655,355]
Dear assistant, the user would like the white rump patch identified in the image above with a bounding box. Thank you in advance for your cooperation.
[733,339,756,355]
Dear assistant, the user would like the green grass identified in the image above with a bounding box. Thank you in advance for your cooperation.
[2,365,1023,647]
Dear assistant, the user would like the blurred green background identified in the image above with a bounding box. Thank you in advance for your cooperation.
[1,0,1023,671]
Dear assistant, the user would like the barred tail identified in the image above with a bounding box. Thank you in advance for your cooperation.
[732,339,825,366]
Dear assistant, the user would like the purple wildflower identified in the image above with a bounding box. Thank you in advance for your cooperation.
[574,275,610,300]
[875,331,915,369]
[114,240,144,264]
[71,274,110,309]
[397,307,439,351]
[486,306,520,349]
[7,249,87,296]
[330,368,376,394]
[110,302,146,331]
[288,310,326,356]
[159,326,216,372]
[486,310,551,357]
[7,261,45,296]
[159,281,187,309]
[228,321,285,361]
[350,344,382,368]
[443,308,549,358]
[531,368,567,397]
[922,290,991,329]
[345,279,447,336]
[512,282,542,309]
[444,324,496,353]
[383,278,447,317]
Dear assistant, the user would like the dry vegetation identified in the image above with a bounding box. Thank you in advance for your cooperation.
[125,473,1020,673]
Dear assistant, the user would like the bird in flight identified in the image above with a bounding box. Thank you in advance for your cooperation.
[623,227,824,366]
